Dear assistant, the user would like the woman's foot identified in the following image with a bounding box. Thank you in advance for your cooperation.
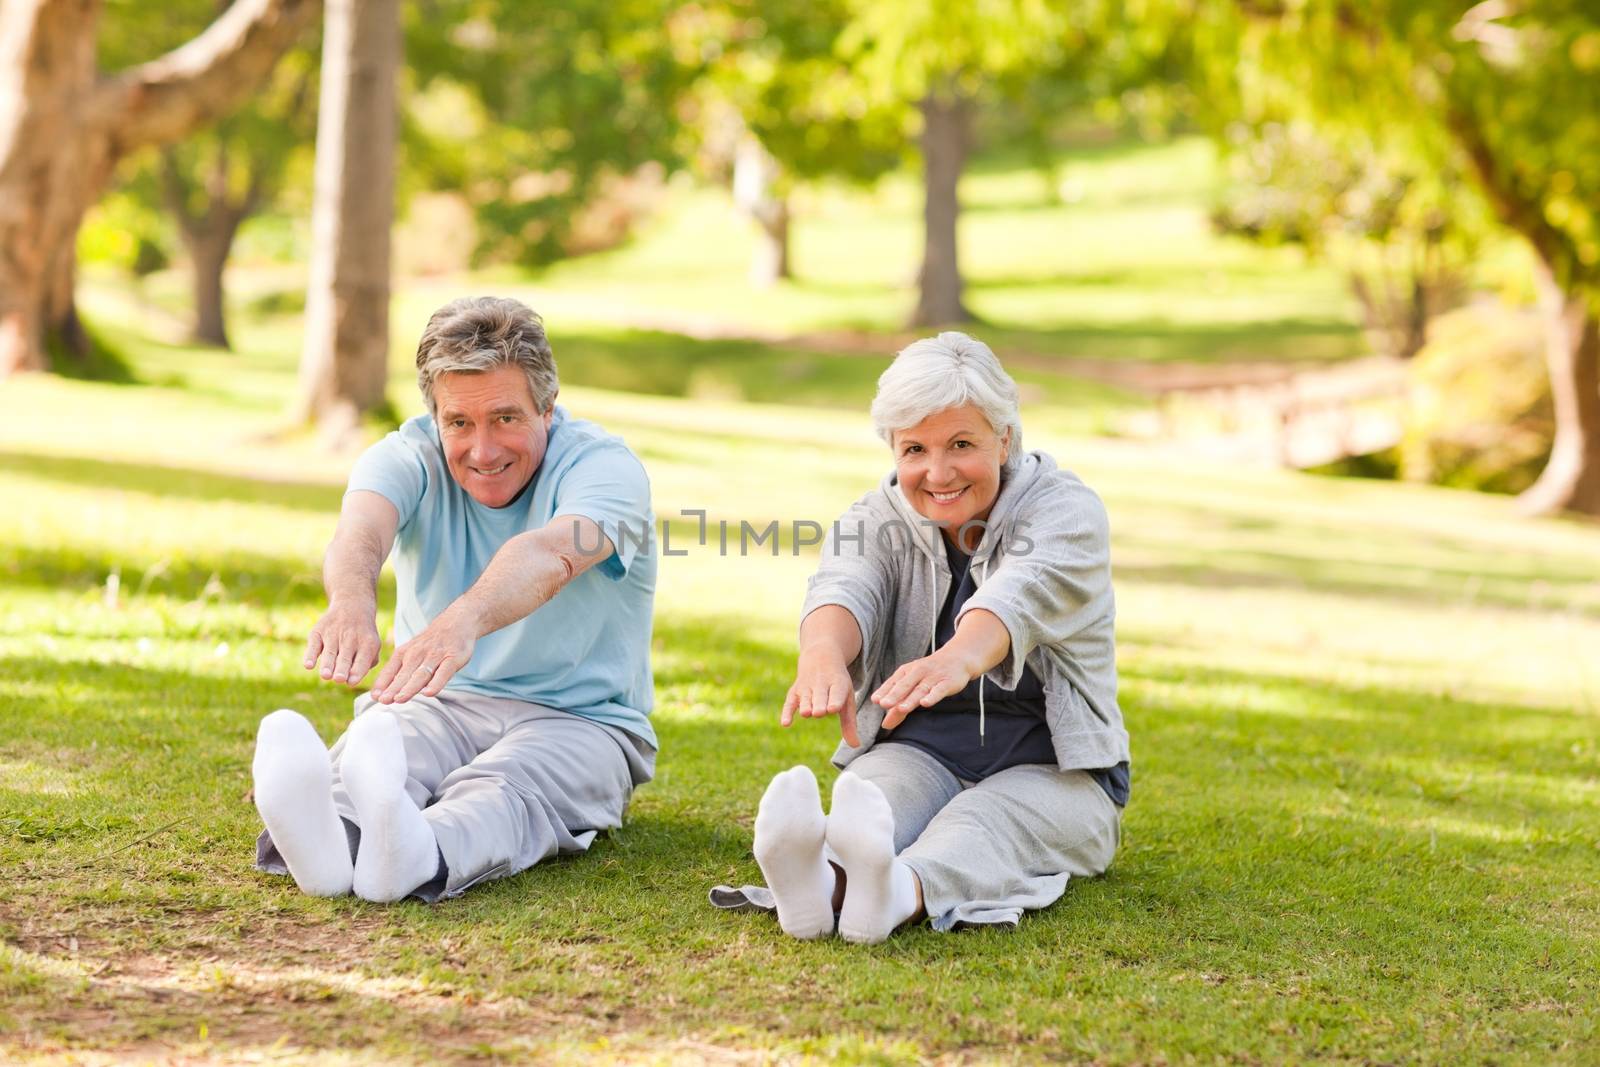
[753,766,836,939]
[252,709,353,897]
[827,773,920,944]
[342,711,440,903]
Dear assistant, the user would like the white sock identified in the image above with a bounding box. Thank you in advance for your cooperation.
[827,773,920,944]
[341,711,440,903]
[252,709,353,897]
[753,766,836,939]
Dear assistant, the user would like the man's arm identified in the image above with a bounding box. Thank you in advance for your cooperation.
[368,514,615,705]
[305,490,400,686]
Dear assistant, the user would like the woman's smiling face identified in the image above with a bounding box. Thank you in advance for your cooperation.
[891,403,1010,544]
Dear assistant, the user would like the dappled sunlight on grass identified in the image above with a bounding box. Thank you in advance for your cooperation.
[0,758,90,799]
[6,142,1600,1064]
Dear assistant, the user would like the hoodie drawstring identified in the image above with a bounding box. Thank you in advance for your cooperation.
[932,547,990,746]
[976,556,987,746]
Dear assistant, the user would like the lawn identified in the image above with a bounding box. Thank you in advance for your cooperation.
[3,356,1598,1063]
[3,140,1597,1063]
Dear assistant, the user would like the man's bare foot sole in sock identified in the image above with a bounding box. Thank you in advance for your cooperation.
[252,709,353,897]
[342,711,440,903]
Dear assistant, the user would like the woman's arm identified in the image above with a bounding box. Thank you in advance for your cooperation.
[870,608,1010,731]
[781,604,866,746]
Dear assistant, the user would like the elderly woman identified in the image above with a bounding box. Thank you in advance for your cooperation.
[722,332,1129,942]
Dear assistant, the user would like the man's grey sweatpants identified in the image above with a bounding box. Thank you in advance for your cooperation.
[845,743,1121,930]
[256,690,654,901]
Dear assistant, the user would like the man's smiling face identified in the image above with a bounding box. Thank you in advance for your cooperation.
[433,365,553,508]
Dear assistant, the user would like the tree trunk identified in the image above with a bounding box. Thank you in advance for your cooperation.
[1447,102,1600,516]
[294,0,398,442]
[45,240,91,363]
[0,0,317,377]
[188,225,238,349]
[733,136,791,288]
[909,92,973,329]
[0,0,104,375]
[751,201,790,289]
[1517,266,1600,517]
[163,145,255,350]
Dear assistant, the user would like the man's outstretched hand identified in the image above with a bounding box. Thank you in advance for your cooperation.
[368,608,478,705]
[305,600,383,687]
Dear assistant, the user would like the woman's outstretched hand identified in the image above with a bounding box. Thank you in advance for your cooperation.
[871,650,976,731]
[781,647,860,747]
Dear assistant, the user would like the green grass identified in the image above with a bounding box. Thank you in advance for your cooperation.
[4,138,1597,1063]
[2,354,1598,1063]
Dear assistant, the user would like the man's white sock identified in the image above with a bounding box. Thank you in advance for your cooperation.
[753,765,836,939]
[252,709,353,897]
[341,711,440,903]
[827,773,920,944]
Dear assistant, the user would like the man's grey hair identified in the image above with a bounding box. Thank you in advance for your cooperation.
[415,296,559,416]
[870,332,1023,469]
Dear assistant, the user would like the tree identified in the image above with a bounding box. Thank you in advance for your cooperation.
[294,0,398,440]
[404,0,698,270]
[683,0,901,288]
[157,50,315,348]
[749,0,1187,327]
[95,2,318,351]
[0,0,318,377]
[1212,120,1484,359]
[731,134,792,287]
[1199,1,1600,515]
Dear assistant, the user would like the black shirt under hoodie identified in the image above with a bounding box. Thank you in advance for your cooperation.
[881,532,1130,806]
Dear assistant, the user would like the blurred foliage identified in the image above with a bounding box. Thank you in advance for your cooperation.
[78,186,172,275]
[682,0,903,190]
[90,1,318,272]
[1212,119,1487,357]
[1193,0,1600,307]
[1401,302,1553,494]
[405,0,700,267]
[686,0,1197,201]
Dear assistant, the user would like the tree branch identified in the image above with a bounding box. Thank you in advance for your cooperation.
[1444,93,1586,288]
[158,148,203,243]
[91,0,320,154]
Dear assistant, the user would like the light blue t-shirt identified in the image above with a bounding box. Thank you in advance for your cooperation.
[347,406,658,746]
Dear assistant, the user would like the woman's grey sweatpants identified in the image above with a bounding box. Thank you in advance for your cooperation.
[843,743,1121,930]
[255,690,654,901]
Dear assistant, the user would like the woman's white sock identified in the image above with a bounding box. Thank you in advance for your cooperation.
[252,709,353,897]
[827,773,920,944]
[341,710,440,903]
[753,765,836,939]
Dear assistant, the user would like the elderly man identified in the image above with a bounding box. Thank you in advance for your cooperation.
[252,296,656,903]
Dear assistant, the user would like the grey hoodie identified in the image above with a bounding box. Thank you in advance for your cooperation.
[801,451,1128,775]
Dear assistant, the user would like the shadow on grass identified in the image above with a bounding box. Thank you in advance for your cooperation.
[558,328,889,408]
[0,451,344,513]
[1,544,333,608]
[2,615,1597,1060]
[975,319,1364,366]
[46,320,139,384]
[1116,551,1600,621]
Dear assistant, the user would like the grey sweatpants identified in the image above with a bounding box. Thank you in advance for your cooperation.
[846,743,1121,930]
[256,690,654,901]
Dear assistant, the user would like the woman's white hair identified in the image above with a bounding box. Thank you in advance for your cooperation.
[870,332,1023,469]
